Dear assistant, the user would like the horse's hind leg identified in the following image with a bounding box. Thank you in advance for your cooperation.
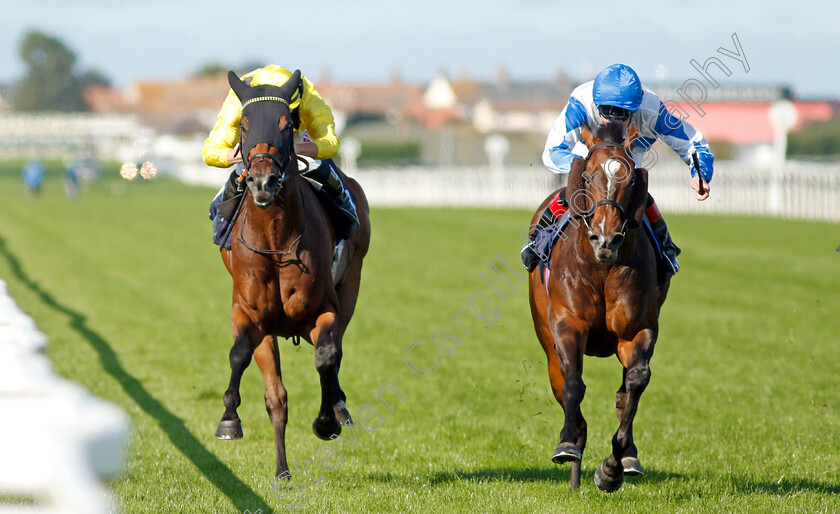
[216,310,258,439]
[310,311,349,440]
[254,335,289,478]
[595,329,656,492]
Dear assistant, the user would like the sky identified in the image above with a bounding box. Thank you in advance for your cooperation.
[0,0,837,99]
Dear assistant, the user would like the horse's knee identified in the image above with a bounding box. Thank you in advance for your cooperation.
[314,344,339,373]
[264,391,288,418]
[625,364,650,393]
[562,378,586,405]
[229,340,253,369]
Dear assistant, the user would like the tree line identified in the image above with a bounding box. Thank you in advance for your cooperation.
[8,30,110,112]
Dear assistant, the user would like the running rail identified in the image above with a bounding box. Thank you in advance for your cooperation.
[0,280,130,514]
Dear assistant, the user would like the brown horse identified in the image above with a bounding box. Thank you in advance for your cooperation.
[215,70,371,479]
[528,120,669,492]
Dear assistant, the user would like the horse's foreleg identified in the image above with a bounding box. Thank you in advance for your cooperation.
[615,369,642,476]
[254,335,289,478]
[216,310,258,440]
[310,311,348,441]
[595,328,656,492]
[550,323,588,468]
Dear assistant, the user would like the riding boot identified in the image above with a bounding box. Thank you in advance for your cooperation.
[645,199,681,280]
[521,189,568,272]
[303,159,359,240]
[222,169,244,202]
[210,166,246,247]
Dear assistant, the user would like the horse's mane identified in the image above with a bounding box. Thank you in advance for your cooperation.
[594,119,626,144]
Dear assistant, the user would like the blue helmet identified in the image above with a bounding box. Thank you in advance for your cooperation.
[593,64,643,112]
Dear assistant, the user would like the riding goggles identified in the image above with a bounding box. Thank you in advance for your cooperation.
[598,105,633,121]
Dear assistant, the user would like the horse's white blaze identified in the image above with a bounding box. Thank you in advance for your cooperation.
[603,158,622,191]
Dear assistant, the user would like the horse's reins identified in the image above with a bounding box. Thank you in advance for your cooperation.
[237,182,309,256]
[578,141,635,235]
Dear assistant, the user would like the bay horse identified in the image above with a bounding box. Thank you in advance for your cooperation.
[528,120,669,492]
[215,70,371,480]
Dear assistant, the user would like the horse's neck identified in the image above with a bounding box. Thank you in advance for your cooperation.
[245,181,305,247]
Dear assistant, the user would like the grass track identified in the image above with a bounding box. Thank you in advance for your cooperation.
[0,169,838,513]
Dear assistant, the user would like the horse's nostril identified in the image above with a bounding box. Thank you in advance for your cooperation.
[611,235,625,247]
[589,234,599,242]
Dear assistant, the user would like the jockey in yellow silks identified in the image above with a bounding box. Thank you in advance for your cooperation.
[204,65,358,243]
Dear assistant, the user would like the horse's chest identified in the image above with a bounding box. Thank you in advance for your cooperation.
[558,275,649,333]
[266,270,322,315]
[240,270,324,326]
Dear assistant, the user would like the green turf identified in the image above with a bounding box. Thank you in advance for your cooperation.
[0,168,838,513]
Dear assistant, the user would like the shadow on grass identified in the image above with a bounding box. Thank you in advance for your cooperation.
[367,466,684,487]
[427,467,571,484]
[730,476,840,496]
[0,234,272,513]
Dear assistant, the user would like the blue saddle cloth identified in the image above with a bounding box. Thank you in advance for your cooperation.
[209,194,235,249]
[535,217,667,286]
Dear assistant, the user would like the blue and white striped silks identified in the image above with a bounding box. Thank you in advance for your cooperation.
[542,81,715,183]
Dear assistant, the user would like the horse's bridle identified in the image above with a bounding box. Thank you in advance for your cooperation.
[578,141,636,235]
[238,94,310,187]
[240,124,304,187]
[236,110,313,257]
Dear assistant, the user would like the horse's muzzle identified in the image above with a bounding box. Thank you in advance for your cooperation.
[595,247,617,264]
[589,232,623,264]
[247,174,280,209]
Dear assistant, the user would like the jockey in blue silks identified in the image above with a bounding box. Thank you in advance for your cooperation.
[521,63,715,278]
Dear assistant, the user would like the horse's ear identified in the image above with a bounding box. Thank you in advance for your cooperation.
[627,167,649,228]
[228,71,248,101]
[624,123,639,152]
[278,69,302,100]
[566,156,589,217]
[581,122,596,149]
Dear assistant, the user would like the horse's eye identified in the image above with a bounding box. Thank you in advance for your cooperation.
[240,117,249,133]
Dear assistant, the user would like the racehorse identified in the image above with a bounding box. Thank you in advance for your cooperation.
[528,120,669,492]
[215,70,371,479]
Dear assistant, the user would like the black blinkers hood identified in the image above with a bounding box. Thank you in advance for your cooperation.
[227,69,302,165]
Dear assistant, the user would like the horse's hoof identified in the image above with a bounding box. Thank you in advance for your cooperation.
[551,442,582,464]
[333,401,353,426]
[312,418,341,441]
[594,463,624,493]
[215,419,243,440]
[621,456,644,476]
[275,469,291,481]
